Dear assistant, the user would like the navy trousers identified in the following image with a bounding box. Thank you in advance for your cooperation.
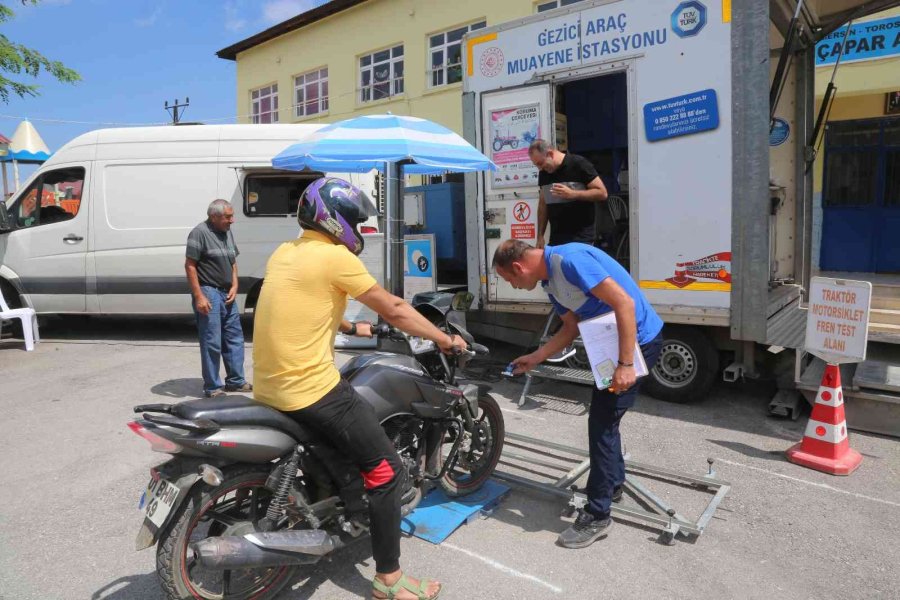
[585,334,663,518]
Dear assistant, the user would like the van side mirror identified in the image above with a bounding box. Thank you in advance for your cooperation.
[450,291,474,312]
[0,201,11,233]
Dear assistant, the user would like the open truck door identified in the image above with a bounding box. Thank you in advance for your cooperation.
[479,83,553,305]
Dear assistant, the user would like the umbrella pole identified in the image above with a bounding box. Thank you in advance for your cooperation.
[383,161,407,299]
[2,162,7,198]
[13,159,19,192]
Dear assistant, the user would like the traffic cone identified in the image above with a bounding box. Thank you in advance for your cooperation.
[786,364,862,475]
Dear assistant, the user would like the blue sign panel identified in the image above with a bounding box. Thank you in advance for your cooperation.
[671,1,707,38]
[643,89,719,142]
[405,238,434,278]
[770,118,790,146]
[816,15,900,66]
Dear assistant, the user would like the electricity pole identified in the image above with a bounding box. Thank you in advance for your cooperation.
[165,98,190,124]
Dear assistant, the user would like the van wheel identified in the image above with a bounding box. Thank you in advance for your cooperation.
[643,326,718,403]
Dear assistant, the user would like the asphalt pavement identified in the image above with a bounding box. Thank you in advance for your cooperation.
[1,316,898,600]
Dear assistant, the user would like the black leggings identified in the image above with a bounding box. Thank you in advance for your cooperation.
[285,379,404,574]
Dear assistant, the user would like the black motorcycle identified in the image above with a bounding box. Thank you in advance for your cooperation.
[128,294,505,599]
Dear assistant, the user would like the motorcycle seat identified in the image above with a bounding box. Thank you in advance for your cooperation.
[172,395,316,442]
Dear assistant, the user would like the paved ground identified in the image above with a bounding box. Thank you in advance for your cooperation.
[1,316,898,600]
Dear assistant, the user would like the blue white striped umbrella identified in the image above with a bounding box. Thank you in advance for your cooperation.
[272,113,497,174]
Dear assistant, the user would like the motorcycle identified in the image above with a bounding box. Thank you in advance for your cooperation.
[128,293,505,599]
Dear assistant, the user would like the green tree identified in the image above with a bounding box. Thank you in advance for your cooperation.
[0,0,80,102]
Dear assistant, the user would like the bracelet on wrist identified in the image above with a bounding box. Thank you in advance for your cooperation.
[617,360,634,367]
[346,322,357,336]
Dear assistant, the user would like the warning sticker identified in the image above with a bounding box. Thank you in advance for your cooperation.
[511,223,535,240]
[513,201,531,222]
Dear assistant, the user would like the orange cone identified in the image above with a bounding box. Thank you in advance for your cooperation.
[786,364,862,475]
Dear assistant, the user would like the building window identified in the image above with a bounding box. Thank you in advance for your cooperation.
[251,84,279,123]
[428,21,486,88]
[294,68,328,118]
[360,45,404,102]
[536,0,584,12]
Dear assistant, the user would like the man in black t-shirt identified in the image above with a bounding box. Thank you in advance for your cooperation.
[529,139,608,247]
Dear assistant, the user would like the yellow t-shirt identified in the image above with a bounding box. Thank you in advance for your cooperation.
[252,230,377,411]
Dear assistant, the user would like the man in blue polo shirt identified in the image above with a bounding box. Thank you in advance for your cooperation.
[493,239,664,548]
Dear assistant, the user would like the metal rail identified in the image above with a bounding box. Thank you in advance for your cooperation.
[495,431,731,545]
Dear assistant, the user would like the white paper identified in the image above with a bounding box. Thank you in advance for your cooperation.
[576,311,648,389]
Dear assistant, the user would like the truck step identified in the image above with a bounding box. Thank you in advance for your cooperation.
[870,323,900,345]
[527,364,595,386]
[872,283,900,300]
[797,356,900,438]
[871,309,900,326]
[871,296,900,311]
[853,359,900,395]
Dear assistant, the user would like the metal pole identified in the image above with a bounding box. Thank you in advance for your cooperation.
[2,162,8,198]
[382,161,406,298]
[12,159,19,191]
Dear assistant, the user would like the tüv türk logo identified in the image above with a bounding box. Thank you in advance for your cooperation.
[671,1,707,38]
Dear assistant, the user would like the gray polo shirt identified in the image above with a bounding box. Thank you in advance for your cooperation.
[186,220,240,289]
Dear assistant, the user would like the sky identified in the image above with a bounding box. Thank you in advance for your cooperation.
[3,0,328,177]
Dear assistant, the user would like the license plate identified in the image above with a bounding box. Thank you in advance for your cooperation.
[140,476,180,529]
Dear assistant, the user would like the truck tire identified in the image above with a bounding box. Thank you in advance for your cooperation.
[643,326,718,403]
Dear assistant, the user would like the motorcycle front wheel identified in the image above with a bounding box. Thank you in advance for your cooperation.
[439,394,505,497]
[155,466,297,600]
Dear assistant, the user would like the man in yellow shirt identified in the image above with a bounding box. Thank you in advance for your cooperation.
[253,177,462,600]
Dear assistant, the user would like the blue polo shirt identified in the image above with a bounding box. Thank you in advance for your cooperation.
[542,244,663,345]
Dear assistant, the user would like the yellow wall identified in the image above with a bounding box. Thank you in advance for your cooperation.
[233,0,542,135]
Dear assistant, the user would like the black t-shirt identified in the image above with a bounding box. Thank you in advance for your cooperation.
[538,153,600,244]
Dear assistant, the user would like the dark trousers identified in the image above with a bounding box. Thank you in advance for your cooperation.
[285,379,404,574]
[586,334,663,518]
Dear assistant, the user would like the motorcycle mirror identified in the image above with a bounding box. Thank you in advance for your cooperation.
[450,291,474,312]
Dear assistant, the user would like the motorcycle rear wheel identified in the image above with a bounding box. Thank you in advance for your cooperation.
[439,394,505,497]
[156,466,298,600]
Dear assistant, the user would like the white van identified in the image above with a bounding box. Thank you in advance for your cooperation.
[0,124,378,315]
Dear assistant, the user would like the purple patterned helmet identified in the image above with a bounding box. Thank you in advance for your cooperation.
[298,177,378,255]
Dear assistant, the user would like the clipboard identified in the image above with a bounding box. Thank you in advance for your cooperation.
[576,311,649,390]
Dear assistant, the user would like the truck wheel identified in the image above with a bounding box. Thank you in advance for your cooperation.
[643,326,718,403]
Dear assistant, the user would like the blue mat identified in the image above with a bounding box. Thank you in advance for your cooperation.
[400,480,511,544]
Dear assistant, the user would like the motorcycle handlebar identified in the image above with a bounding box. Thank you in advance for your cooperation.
[372,323,489,355]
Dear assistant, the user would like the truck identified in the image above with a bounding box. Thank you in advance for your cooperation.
[451,0,900,406]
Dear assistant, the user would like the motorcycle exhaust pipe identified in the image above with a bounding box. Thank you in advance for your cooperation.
[189,530,339,570]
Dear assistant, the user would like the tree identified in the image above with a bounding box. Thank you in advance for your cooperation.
[0,0,80,103]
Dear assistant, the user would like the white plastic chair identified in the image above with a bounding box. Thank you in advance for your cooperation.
[0,287,39,351]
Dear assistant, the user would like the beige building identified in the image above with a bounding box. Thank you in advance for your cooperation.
[216,0,585,136]
[811,7,900,276]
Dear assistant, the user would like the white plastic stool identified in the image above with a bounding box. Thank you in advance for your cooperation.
[0,288,39,351]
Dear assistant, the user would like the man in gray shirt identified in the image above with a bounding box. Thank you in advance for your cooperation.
[185,199,251,397]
